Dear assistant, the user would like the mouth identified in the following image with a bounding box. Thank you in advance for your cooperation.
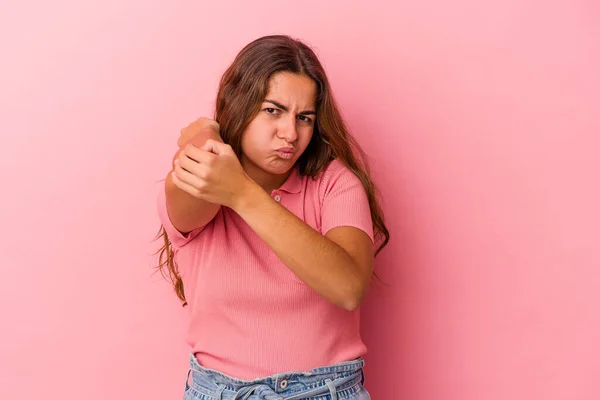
[276,147,295,159]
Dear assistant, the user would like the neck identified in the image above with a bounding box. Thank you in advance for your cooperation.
[242,159,292,193]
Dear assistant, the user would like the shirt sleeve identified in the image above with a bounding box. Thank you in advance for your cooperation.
[319,160,374,242]
[156,183,204,249]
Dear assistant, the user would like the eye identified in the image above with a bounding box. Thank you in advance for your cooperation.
[264,107,279,115]
[297,115,313,124]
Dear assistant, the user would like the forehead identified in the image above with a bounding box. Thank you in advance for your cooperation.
[265,72,317,107]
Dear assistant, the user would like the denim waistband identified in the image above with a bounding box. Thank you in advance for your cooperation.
[185,354,366,400]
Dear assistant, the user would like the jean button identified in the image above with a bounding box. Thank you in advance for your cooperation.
[280,379,288,389]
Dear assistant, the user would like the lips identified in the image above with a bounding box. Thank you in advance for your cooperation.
[276,147,295,159]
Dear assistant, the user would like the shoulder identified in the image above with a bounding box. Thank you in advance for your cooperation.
[322,158,348,176]
[314,159,375,241]
[317,159,362,194]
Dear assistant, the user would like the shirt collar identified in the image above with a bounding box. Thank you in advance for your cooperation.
[278,166,303,194]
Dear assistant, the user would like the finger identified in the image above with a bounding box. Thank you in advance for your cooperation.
[172,163,206,192]
[177,153,199,174]
[184,145,218,165]
[176,157,206,179]
[171,171,202,198]
[200,139,229,155]
[195,150,218,166]
[182,143,203,163]
[183,142,221,162]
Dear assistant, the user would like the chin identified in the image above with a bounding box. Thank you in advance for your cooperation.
[263,159,296,176]
[264,165,293,177]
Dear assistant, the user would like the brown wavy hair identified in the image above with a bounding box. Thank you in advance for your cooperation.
[155,35,390,305]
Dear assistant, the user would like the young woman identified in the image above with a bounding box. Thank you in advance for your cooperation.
[156,35,389,400]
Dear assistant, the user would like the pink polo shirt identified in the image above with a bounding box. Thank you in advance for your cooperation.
[156,159,374,380]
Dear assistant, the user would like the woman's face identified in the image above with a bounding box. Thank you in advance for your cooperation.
[241,72,317,181]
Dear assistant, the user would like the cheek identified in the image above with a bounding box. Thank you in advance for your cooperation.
[246,119,276,141]
[300,128,315,148]
[241,128,270,157]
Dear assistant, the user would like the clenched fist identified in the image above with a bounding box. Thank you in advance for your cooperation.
[172,139,254,209]
[177,117,222,148]
[173,117,222,167]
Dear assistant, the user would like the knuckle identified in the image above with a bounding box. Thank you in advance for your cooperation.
[196,181,208,193]
[196,169,206,179]
[199,117,219,128]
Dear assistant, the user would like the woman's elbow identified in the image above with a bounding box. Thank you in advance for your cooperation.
[339,283,368,311]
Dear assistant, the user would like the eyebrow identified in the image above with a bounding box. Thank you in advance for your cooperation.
[264,99,316,116]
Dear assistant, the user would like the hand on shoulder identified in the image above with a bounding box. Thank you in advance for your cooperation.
[177,117,222,148]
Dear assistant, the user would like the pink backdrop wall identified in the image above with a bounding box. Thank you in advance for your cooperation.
[1,1,598,399]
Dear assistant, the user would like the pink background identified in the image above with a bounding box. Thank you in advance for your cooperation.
[1,1,598,399]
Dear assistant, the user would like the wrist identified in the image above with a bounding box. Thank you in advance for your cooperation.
[231,179,268,214]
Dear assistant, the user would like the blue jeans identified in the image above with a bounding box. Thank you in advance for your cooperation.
[183,354,371,400]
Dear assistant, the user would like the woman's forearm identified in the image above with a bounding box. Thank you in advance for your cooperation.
[232,182,369,311]
[165,129,223,234]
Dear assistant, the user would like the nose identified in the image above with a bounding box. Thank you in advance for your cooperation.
[277,116,298,143]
